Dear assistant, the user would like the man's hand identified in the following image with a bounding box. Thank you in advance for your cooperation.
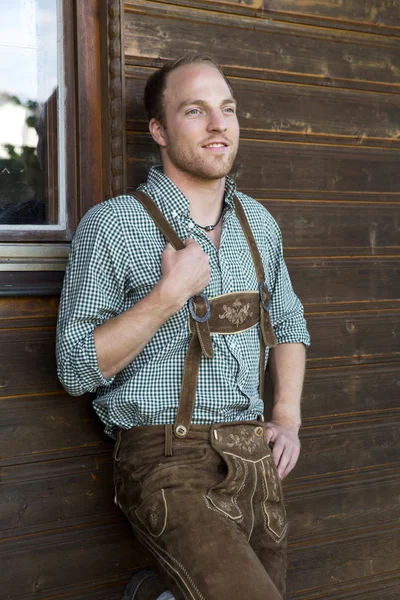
[161,239,211,309]
[265,422,301,480]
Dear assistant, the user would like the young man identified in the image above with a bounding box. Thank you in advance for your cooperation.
[56,54,310,600]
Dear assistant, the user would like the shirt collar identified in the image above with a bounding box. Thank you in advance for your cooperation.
[144,165,237,219]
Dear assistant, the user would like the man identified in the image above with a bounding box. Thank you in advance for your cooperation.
[56,53,310,600]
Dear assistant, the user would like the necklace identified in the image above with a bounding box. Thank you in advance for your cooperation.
[195,206,224,232]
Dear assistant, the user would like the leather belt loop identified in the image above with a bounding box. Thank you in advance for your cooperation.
[165,425,173,456]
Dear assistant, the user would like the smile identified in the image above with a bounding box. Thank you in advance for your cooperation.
[203,143,227,148]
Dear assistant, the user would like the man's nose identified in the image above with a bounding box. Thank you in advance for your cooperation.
[207,109,228,132]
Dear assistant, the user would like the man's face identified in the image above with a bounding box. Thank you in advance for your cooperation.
[155,63,240,181]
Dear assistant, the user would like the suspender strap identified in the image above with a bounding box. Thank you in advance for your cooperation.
[133,190,185,251]
[174,330,202,438]
[233,197,278,331]
[233,196,277,401]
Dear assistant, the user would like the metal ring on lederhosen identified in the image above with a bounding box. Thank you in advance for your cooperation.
[132,190,277,445]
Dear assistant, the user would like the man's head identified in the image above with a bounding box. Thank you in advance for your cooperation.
[145,53,240,182]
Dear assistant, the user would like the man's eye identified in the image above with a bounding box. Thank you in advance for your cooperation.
[187,108,200,115]
[224,107,236,113]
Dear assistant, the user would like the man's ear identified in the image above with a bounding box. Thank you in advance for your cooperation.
[149,118,167,147]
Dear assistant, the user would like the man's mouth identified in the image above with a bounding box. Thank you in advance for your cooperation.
[202,142,229,149]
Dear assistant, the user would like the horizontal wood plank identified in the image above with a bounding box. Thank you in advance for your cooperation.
[0,296,59,327]
[0,521,149,597]
[301,363,400,419]
[287,257,400,304]
[260,200,400,256]
[0,271,65,297]
[286,468,400,539]
[286,524,400,596]
[144,0,400,32]
[124,1,400,91]
[0,328,63,397]
[0,394,108,462]
[287,576,400,600]
[305,310,400,367]
[260,0,400,29]
[296,417,400,478]
[0,456,115,534]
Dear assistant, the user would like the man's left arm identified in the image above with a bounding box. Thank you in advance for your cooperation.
[265,342,305,480]
[264,215,310,479]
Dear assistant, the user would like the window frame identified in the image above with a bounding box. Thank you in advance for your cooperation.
[0,0,126,293]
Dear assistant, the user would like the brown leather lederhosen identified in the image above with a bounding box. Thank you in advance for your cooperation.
[132,190,278,443]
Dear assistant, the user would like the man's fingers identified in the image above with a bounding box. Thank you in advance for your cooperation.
[281,445,300,479]
[271,435,285,469]
[277,444,293,480]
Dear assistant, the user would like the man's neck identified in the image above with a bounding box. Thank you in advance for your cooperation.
[163,164,226,228]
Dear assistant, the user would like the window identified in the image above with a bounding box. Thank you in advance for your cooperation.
[0,0,74,241]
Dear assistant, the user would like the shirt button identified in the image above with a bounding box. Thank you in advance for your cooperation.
[171,210,178,218]
[188,222,194,229]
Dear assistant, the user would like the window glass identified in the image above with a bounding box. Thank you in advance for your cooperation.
[0,0,63,227]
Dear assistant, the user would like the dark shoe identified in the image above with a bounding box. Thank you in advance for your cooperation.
[122,568,169,600]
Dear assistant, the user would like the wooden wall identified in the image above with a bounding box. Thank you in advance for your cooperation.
[1,1,399,599]
[123,0,400,598]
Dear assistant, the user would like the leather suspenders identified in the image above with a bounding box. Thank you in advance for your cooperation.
[132,190,277,440]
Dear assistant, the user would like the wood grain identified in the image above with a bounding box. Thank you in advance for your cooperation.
[301,363,400,419]
[305,310,400,367]
[287,524,400,594]
[124,1,400,91]
[0,394,107,462]
[144,0,400,32]
[286,467,400,539]
[260,0,400,29]
[287,257,400,304]
[261,201,400,256]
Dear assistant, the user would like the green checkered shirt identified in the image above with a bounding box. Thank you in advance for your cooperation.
[56,166,310,437]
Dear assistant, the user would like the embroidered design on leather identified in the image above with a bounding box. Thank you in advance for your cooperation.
[219,299,253,327]
[206,455,247,521]
[225,427,259,455]
[149,506,159,527]
[264,459,280,502]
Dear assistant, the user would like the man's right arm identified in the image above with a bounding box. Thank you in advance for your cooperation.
[56,202,210,395]
[94,240,210,379]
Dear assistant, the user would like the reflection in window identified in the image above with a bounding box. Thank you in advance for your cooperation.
[0,0,62,226]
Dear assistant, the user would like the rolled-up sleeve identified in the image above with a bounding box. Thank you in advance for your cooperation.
[268,220,310,347]
[56,202,128,395]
